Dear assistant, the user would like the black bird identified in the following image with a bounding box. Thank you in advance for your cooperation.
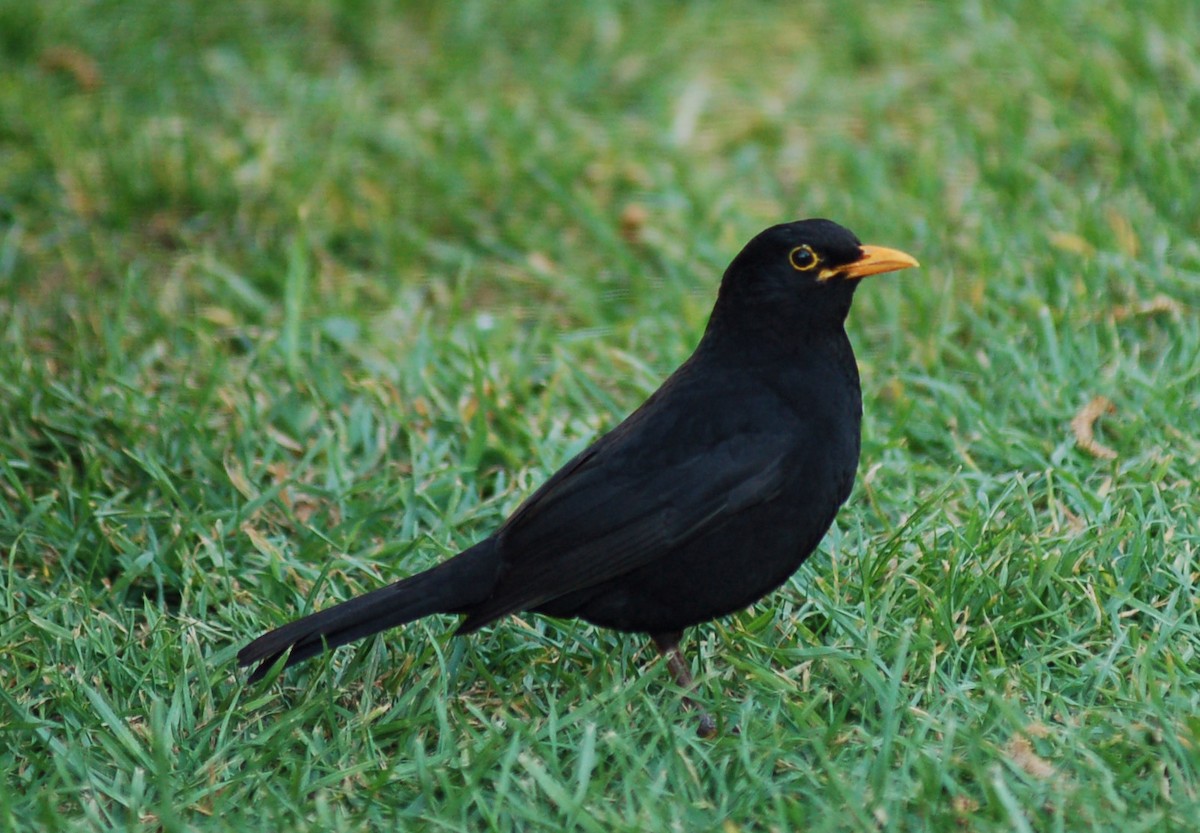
[238,219,918,735]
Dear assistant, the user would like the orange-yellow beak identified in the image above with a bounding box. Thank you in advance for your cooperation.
[840,245,920,280]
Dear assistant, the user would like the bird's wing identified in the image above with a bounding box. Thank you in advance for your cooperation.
[456,423,790,631]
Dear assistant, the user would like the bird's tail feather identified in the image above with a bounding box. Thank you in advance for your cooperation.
[238,538,498,682]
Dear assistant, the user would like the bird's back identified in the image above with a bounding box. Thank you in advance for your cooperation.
[474,333,864,634]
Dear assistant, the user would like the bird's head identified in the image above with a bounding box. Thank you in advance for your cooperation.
[710,219,919,337]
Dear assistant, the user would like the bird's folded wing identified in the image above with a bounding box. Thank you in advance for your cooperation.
[457,431,788,630]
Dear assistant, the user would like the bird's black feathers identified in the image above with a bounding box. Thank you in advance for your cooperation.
[237,219,917,692]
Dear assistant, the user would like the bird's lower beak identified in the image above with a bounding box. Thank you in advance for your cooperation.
[839,245,920,280]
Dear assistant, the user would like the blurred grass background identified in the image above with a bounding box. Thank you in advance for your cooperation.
[2,1,1198,830]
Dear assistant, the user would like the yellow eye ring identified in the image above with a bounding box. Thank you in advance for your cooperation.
[789,245,819,271]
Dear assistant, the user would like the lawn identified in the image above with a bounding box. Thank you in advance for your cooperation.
[2,1,1199,830]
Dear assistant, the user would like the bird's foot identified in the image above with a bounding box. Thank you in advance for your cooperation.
[654,632,731,738]
[686,699,739,738]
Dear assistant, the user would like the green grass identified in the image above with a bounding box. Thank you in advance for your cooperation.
[3,0,1199,830]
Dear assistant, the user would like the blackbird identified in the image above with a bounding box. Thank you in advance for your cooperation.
[238,219,918,735]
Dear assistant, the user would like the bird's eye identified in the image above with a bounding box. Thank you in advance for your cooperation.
[789,245,819,271]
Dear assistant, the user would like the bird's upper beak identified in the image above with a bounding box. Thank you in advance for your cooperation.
[838,245,920,280]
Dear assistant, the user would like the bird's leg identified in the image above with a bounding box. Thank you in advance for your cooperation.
[651,631,717,738]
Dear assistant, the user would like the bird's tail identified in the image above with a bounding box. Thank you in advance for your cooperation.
[237,538,499,682]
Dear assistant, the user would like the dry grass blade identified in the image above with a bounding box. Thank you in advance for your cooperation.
[1071,395,1118,460]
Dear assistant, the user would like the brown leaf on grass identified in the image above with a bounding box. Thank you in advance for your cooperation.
[39,45,103,91]
[1023,721,1052,739]
[619,203,649,244]
[266,460,326,525]
[1005,735,1056,781]
[1047,231,1094,257]
[1071,396,1118,460]
[1111,294,1182,322]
